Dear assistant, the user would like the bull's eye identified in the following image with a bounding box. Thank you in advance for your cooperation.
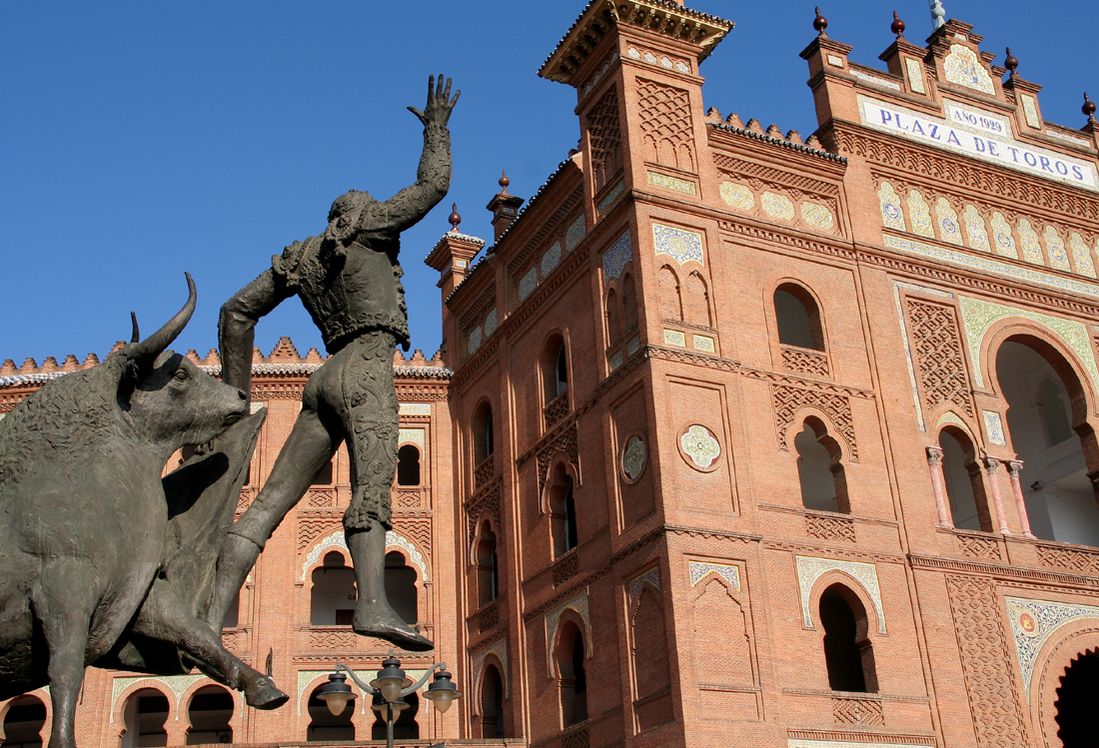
[173,369,189,382]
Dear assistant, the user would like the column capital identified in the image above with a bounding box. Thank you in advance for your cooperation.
[926,446,944,465]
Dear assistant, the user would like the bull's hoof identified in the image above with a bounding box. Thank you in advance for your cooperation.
[245,678,289,710]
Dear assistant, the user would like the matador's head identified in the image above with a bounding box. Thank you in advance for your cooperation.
[324,189,379,246]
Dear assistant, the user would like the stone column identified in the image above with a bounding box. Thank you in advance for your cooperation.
[1007,460,1035,538]
[927,447,952,528]
[983,457,1010,534]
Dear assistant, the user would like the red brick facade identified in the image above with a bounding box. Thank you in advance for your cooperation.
[6,1,1099,746]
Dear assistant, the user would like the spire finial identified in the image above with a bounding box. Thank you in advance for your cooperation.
[891,10,906,38]
[498,170,510,196]
[448,203,461,232]
[930,0,946,30]
[1084,92,1097,122]
[813,7,828,36]
[1004,47,1018,78]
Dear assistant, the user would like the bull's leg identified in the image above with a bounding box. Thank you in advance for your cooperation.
[206,405,337,630]
[154,612,288,710]
[33,572,96,748]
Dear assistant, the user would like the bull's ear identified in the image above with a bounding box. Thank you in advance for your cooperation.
[127,273,197,367]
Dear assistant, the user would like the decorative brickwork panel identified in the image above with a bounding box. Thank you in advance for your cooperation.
[298,517,340,553]
[544,392,570,429]
[562,727,590,748]
[474,457,495,491]
[307,629,359,651]
[1036,542,1099,575]
[781,345,830,378]
[305,488,336,508]
[832,695,884,725]
[586,88,622,193]
[957,533,1002,561]
[552,552,580,586]
[637,78,694,172]
[394,487,426,511]
[477,599,501,633]
[805,514,855,543]
[905,298,975,418]
[396,518,431,558]
[631,584,672,731]
[537,422,579,494]
[238,487,255,511]
[945,575,1029,746]
[466,481,501,541]
[691,575,756,689]
[772,384,858,461]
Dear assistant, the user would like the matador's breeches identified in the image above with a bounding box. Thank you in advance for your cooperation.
[338,332,399,531]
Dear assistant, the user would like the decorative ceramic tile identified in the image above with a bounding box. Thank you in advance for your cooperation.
[663,328,686,347]
[692,334,716,353]
[935,410,968,433]
[761,191,795,221]
[883,234,1099,303]
[990,212,1018,258]
[541,241,562,276]
[602,231,633,281]
[299,530,428,582]
[398,402,432,416]
[468,326,483,354]
[627,567,662,604]
[935,196,963,245]
[944,44,994,94]
[907,189,934,238]
[1071,233,1097,278]
[963,204,990,252]
[795,555,887,634]
[720,181,755,211]
[112,674,206,714]
[653,223,704,266]
[517,267,538,301]
[565,214,586,252]
[1017,218,1043,264]
[957,295,1099,390]
[647,170,697,195]
[399,427,425,449]
[826,54,844,68]
[1020,94,1041,129]
[877,181,906,231]
[597,179,626,215]
[689,561,741,590]
[483,308,498,337]
[982,410,1006,446]
[1043,226,1070,271]
[850,69,900,91]
[627,335,641,355]
[1006,596,1099,696]
[621,434,647,483]
[659,56,673,69]
[643,50,657,64]
[801,201,835,231]
[678,424,721,471]
[905,57,926,94]
[675,60,690,74]
[627,46,641,60]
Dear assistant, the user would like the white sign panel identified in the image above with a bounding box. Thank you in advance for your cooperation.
[859,96,1098,191]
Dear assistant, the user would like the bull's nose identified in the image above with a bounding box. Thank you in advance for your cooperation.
[235,389,246,401]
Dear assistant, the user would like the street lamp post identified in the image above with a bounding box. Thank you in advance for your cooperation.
[317,655,461,748]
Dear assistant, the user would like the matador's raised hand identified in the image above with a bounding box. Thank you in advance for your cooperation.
[407,73,460,127]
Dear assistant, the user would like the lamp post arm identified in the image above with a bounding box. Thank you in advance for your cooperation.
[334,663,379,695]
[401,662,446,697]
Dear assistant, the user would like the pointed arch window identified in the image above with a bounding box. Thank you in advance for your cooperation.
[396,444,421,486]
[938,427,992,532]
[820,584,878,693]
[795,419,850,513]
[476,520,500,607]
[555,621,589,727]
[548,464,578,557]
[479,664,506,738]
[775,283,824,350]
[186,686,234,745]
[473,401,494,466]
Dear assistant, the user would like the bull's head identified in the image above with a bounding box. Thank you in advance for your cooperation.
[121,274,248,452]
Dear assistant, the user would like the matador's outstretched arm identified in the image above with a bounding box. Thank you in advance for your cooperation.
[375,74,461,234]
[218,268,294,401]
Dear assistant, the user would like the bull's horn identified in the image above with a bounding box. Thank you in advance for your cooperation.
[130,311,140,344]
[131,272,197,363]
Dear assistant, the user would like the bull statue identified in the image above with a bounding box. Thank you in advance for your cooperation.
[0,275,288,748]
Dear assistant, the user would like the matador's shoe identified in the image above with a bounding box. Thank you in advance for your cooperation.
[354,605,434,652]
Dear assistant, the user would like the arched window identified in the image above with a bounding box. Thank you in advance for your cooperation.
[371,692,419,740]
[473,401,494,466]
[307,684,354,742]
[476,520,499,607]
[120,689,169,748]
[684,271,712,328]
[548,464,578,557]
[658,266,683,322]
[396,444,421,486]
[819,584,877,693]
[310,551,355,626]
[185,686,233,745]
[605,289,621,345]
[938,427,992,532]
[480,664,506,738]
[2,695,45,748]
[542,336,569,402]
[775,284,824,350]
[384,551,418,626]
[555,621,588,727]
[1054,649,1099,747]
[795,419,849,513]
[996,340,1099,546]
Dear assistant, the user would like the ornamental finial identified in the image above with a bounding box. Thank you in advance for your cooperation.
[813,7,828,36]
[891,10,905,38]
[448,203,461,231]
[498,170,510,196]
[1004,47,1018,78]
[930,0,946,30]
[1084,92,1097,122]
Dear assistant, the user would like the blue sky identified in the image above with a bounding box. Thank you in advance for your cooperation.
[2,1,1095,363]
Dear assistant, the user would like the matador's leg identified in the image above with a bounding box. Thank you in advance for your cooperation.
[205,377,340,630]
[341,333,433,651]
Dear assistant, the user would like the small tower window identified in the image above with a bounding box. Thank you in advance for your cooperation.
[775,284,824,350]
[396,444,421,486]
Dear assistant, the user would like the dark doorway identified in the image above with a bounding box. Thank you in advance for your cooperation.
[1055,650,1099,747]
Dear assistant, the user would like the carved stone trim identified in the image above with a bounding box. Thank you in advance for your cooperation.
[795,555,886,633]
